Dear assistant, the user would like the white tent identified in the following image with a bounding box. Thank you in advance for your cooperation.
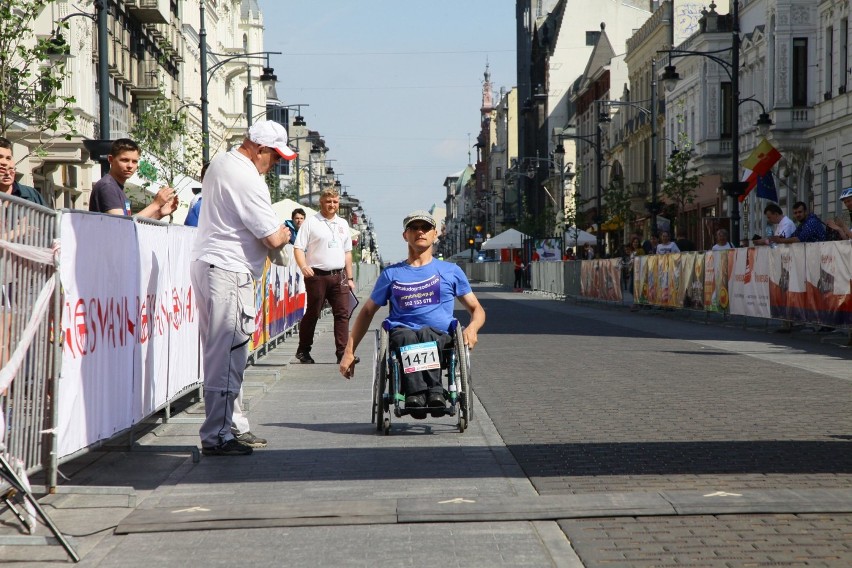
[446,248,478,261]
[563,227,597,246]
[480,228,529,250]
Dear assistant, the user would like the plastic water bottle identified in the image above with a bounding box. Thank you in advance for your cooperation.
[765,226,776,248]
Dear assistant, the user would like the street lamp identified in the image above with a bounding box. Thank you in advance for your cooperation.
[199,3,280,163]
[659,0,772,246]
[557,99,605,257]
[599,58,661,235]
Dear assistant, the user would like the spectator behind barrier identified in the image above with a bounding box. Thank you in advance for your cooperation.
[826,187,852,240]
[769,201,825,244]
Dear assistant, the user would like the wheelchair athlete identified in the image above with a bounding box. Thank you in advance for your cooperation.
[339,210,485,418]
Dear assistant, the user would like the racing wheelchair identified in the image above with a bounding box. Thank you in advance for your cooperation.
[370,320,472,435]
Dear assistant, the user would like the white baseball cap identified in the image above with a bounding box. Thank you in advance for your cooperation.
[248,120,297,161]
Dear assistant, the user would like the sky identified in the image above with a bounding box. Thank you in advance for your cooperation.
[257,0,517,262]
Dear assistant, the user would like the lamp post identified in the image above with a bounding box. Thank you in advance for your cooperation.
[55,5,109,175]
[199,3,280,163]
[599,58,661,236]
[660,1,772,246]
[557,100,605,257]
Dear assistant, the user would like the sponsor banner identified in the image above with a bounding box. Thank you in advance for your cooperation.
[250,260,268,351]
[58,213,139,458]
[165,225,200,398]
[769,244,808,322]
[804,241,852,326]
[534,238,562,261]
[729,247,771,318]
[267,249,306,338]
[703,250,732,312]
[681,253,705,310]
[580,259,622,301]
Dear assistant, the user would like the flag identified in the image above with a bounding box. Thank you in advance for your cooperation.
[741,138,781,176]
[738,139,781,201]
[755,172,777,202]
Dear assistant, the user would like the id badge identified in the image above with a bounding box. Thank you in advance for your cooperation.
[327,240,339,248]
[399,341,441,374]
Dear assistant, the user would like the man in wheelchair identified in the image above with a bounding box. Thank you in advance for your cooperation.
[339,210,485,418]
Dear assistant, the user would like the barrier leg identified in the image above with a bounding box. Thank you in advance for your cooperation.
[0,454,80,562]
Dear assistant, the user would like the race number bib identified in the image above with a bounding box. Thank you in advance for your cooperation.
[399,341,440,374]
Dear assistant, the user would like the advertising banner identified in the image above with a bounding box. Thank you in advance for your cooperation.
[58,213,139,458]
[804,241,852,326]
[703,249,733,312]
[729,247,771,318]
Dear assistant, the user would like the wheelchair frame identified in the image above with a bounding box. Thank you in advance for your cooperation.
[370,321,472,435]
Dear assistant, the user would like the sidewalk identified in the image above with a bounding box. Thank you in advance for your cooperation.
[0,303,579,566]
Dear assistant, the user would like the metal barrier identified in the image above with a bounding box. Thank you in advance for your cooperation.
[0,193,60,477]
[0,194,77,560]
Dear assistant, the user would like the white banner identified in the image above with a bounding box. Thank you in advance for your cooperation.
[58,214,201,459]
[58,213,139,458]
[729,246,771,318]
[165,225,200,398]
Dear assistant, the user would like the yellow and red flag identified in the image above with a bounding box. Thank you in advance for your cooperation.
[739,138,781,201]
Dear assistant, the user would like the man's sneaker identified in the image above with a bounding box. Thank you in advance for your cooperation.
[202,438,253,456]
[405,393,427,420]
[296,351,315,364]
[427,392,447,417]
[233,431,267,448]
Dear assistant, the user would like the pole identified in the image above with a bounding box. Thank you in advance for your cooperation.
[729,1,742,246]
[246,65,253,128]
[308,152,313,206]
[650,57,659,237]
[96,0,109,175]
[200,2,209,163]
[595,100,604,258]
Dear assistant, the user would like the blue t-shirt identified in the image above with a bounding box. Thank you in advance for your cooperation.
[184,197,202,227]
[371,259,472,331]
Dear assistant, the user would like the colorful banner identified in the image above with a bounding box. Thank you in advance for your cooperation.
[534,238,562,261]
[249,251,307,351]
[804,241,852,326]
[729,247,771,318]
[703,249,733,312]
[580,259,622,301]
[681,253,705,310]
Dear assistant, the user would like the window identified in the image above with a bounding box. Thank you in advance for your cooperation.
[793,38,808,106]
[821,165,829,217]
[720,82,732,138]
[826,27,834,96]
[495,167,502,180]
[842,19,849,92]
[835,162,843,215]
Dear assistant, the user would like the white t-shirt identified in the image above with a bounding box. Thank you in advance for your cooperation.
[191,149,280,279]
[711,242,734,251]
[656,241,680,254]
[773,216,796,238]
[294,212,352,270]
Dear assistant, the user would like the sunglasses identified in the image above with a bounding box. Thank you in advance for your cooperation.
[406,223,434,232]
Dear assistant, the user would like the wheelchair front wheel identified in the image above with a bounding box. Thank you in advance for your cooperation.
[372,329,389,432]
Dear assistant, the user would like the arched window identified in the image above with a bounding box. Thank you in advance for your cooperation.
[243,34,248,52]
[835,162,843,216]
[821,165,829,217]
[804,169,814,211]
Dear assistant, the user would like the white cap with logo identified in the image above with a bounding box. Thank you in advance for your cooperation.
[248,120,298,161]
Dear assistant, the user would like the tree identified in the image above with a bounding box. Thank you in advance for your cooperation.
[660,131,700,234]
[603,175,634,237]
[0,1,76,147]
[131,89,202,191]
[563,168,591,248]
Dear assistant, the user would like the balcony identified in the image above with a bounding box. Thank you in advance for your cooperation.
[127,0,169,24]
[131,60,162,99]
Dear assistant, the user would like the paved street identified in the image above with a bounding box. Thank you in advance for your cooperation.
[2,283,851,566]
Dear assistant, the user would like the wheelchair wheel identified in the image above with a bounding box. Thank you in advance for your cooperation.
[453,324,472,431]
[372,329,389,432]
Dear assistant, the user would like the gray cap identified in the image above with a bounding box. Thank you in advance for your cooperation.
[403,210,435,229]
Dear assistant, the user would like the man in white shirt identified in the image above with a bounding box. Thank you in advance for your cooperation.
[293,187,356,365]
[756,203,796,246]
[190,120,295,456]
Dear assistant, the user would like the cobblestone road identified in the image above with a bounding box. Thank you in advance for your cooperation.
[470,286,852,566]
